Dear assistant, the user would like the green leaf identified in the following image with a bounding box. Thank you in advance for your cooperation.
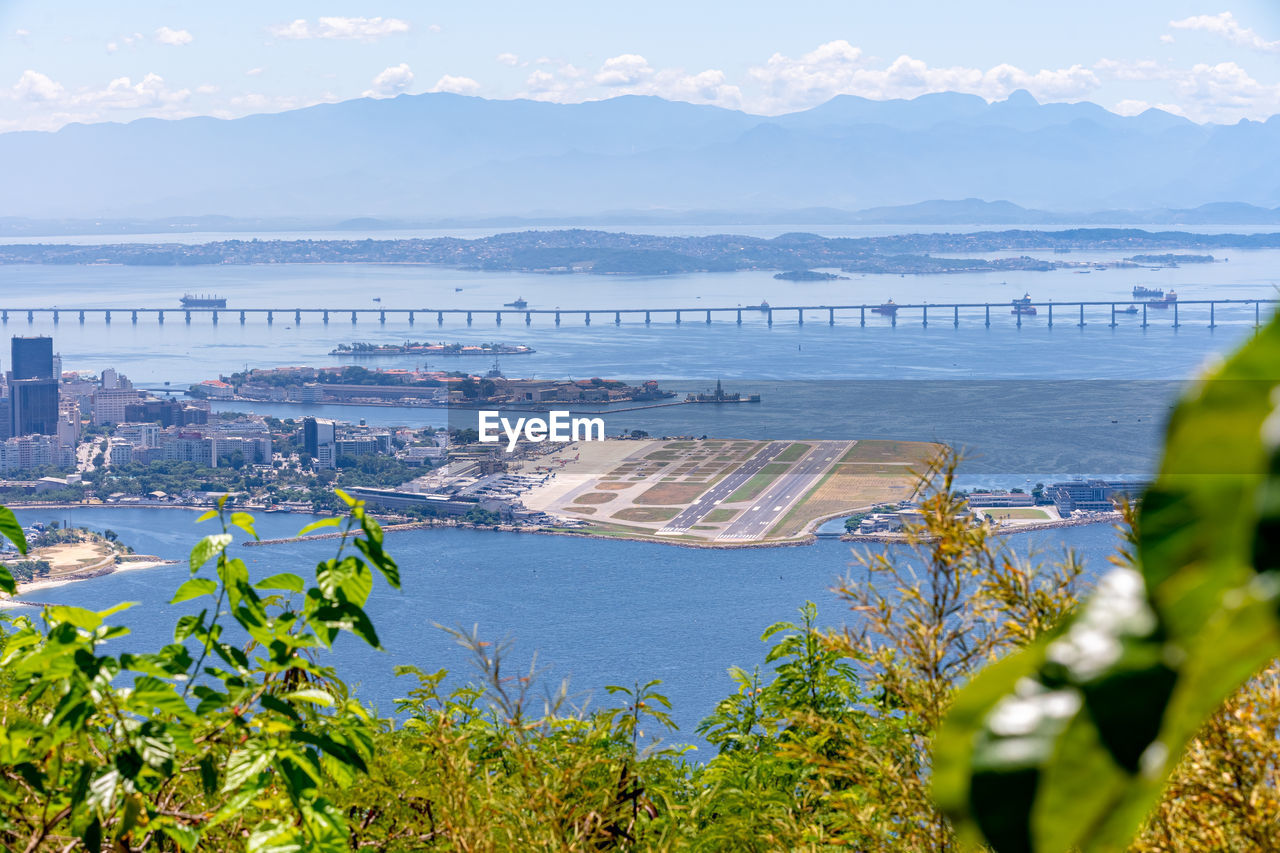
[190,533,233,571]
[0,505,27,554]
[934,313,1280,851]
[129,676,195,720]
[170,577,218,604]
[230,511,259,540]
[44,605,102,630]
[316,556,373,607]
[247,820,304,853]
[281,688,334,707]
[86,768,120,811]
[159,823,201,851]
[298,517,341,537]
[223,741,275,792]
[0,563,14,597]
[256,572,305,593]
[307,599,381,650]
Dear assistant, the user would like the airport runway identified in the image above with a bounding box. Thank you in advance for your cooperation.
[657,441,788,535]
[716,440,850,541]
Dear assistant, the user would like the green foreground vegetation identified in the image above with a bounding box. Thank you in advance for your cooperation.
[1,318,1280,850]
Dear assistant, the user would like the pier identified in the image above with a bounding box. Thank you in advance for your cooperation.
[1,299,1274,329]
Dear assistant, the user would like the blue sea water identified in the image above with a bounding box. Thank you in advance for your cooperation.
[8,507,1123,750]
[0,252,1272,745]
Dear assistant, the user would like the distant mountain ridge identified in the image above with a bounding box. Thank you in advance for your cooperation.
[3,90,1279,219]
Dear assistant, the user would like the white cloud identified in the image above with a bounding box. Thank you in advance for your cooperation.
[1094,58,1172,82]
[73,74,191,110]
[11,70,64,102]
[245,67,264,77]
[428,24,442,33]
[496,52,520,67]
[270,17,409,41]
[552,53,743,107]
[746,44,1099,112]
[595,54,654,87]
[195,84,219,95]
[108,32,144,54]
[1160,34,1175,45]
[431,75,481,95]
[1112,98,1151,116]
[1169,12,1280,53]
[155,26,193,47]
[523,63,588,101]
[364,63,415,98]
[1174,61,1280,110]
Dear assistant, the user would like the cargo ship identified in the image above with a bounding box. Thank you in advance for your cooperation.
[180,294,227,308]
[1011,293,1038,315]
[330,341,535,356]
[1132,285,1163,298]
[872,299,898,315]
[503,297,529,309]
[1118,304,1140,314]
[1147,290,1178,309]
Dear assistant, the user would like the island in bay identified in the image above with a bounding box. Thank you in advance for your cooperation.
[330,341,534,357]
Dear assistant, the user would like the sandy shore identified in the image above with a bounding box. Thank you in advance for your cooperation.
[1,555,177,603]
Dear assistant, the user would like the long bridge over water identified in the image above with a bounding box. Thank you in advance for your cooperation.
[0,299,1274,329]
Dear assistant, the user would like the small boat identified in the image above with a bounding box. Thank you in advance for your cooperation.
[1011,293,1037,315]
[1133,285,1163,298]
[504,297,528,309]
[1094,265,1107,271]
[1119,304,1139,314]
[372,297,382,303]
[455,287,463,292]
[872,300,898,316]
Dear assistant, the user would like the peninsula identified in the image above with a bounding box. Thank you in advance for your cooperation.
[0,524,175,597]
[508,437,938,546]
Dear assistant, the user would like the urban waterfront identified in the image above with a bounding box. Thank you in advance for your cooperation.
[0,250,1271,738]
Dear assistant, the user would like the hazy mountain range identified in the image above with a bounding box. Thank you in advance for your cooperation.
[3,89,1280,220]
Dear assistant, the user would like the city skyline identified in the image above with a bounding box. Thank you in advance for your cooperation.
[1,2,1279,133]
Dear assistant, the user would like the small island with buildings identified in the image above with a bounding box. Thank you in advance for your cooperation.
[329,341,535,357]
[190,365,676,408]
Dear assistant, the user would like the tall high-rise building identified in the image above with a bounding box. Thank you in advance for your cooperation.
[8,336,58,437]
[11,336,54,381]
[303,417,337,468]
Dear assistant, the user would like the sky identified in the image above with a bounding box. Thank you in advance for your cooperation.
[1,1,1279,133]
